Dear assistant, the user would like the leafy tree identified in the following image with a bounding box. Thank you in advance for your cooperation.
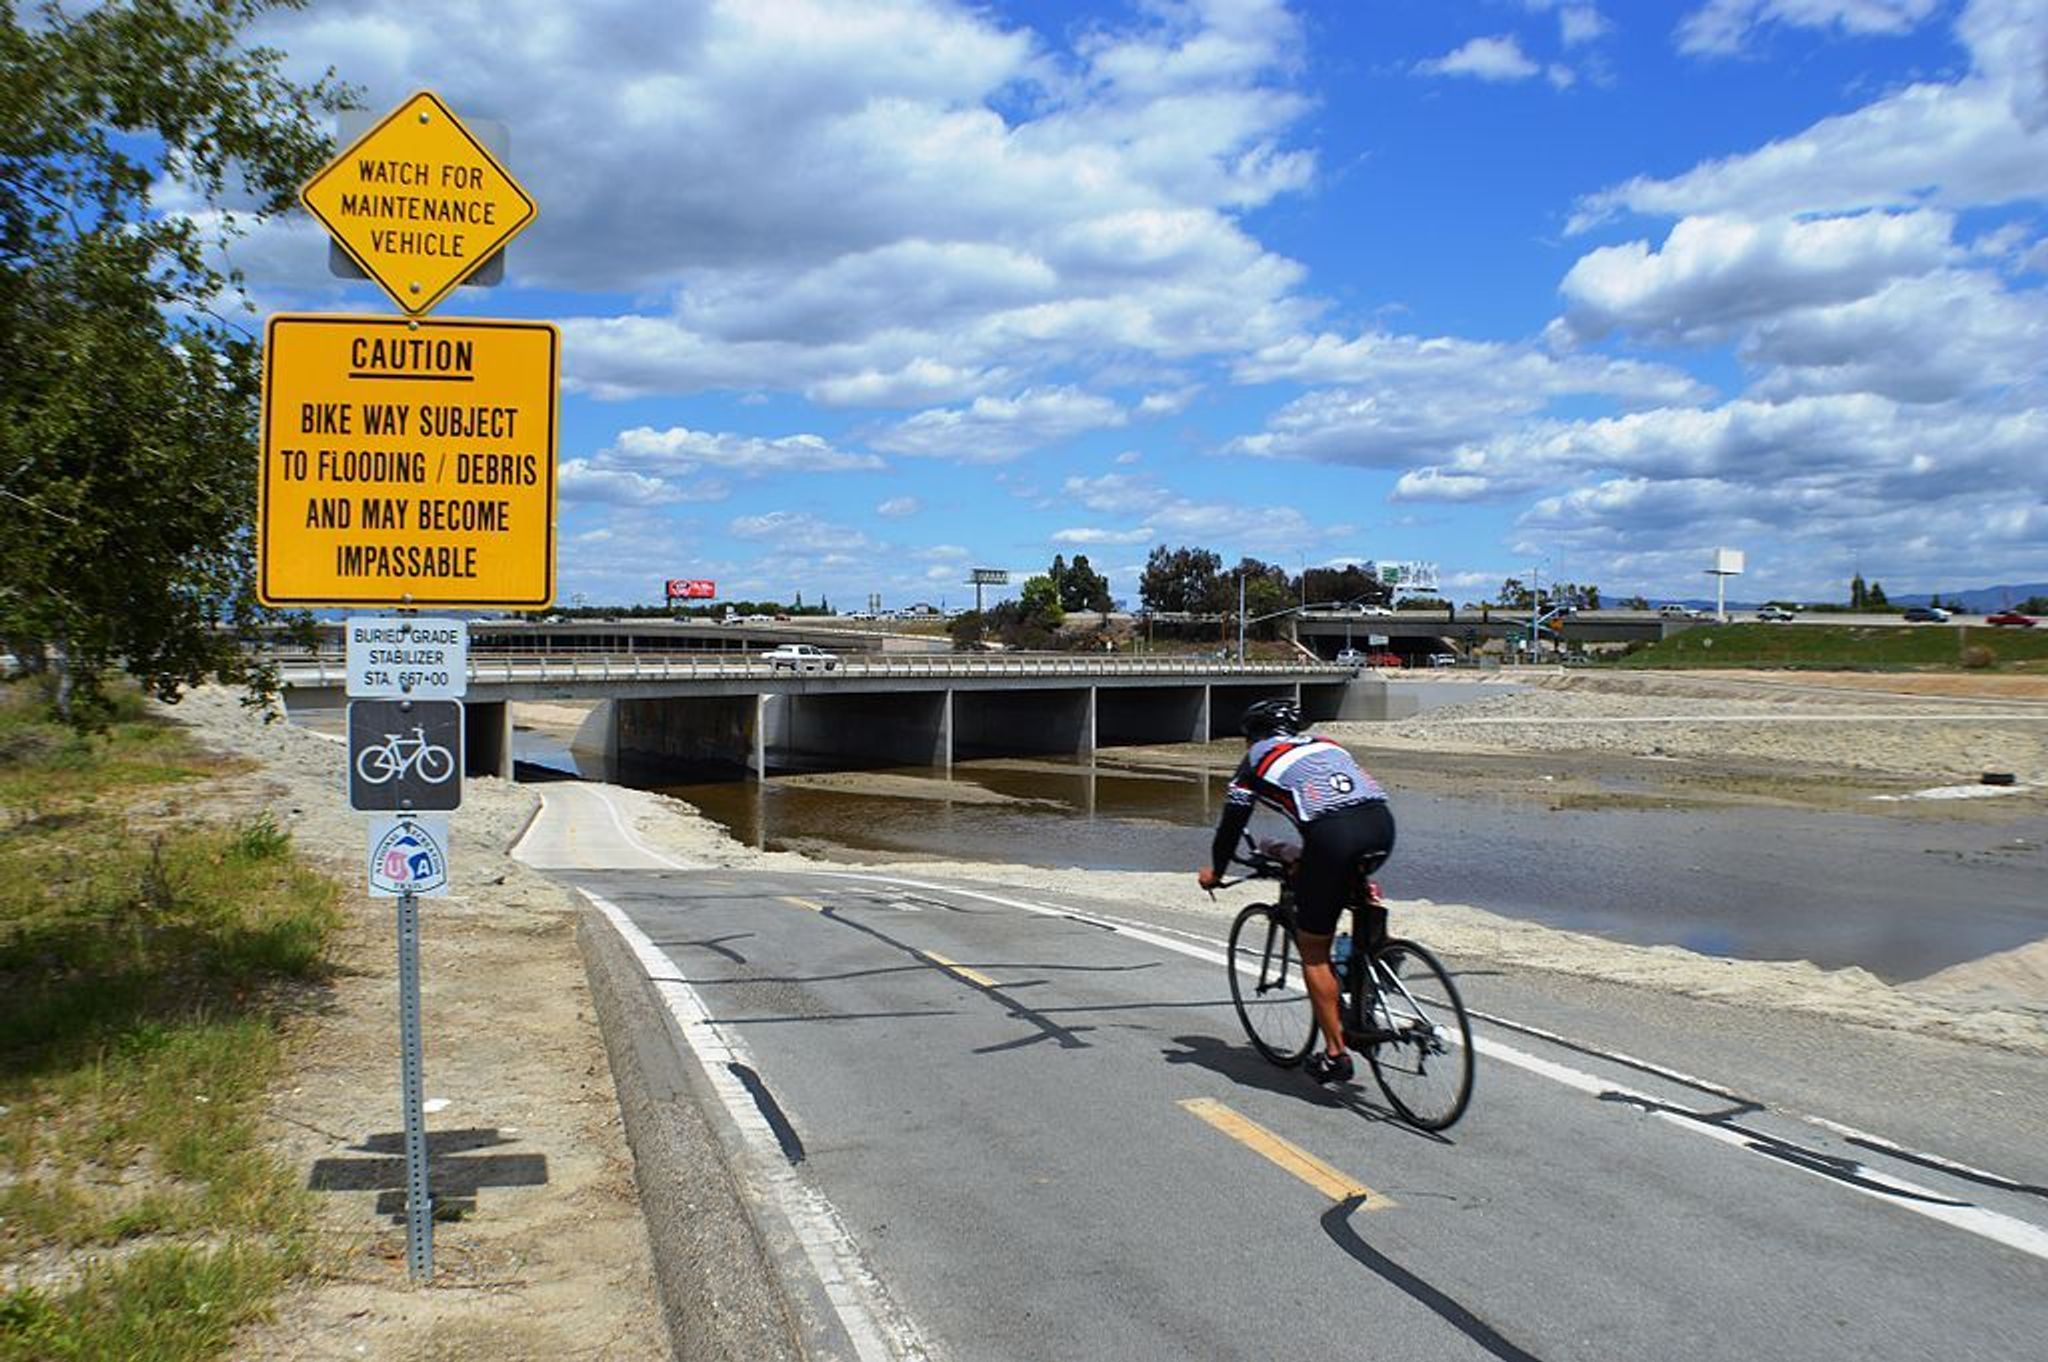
[1017,573,1065,626]
[1,0,353,722]
[1302,563,1388,608]
[1621,594,1650,610]
[1139,544,1222,613]
[1868,581,1890,608]
[1054,553,1113,613]
[1497,578,1531,608]
[1849,572,1867,610]
[1227,556,1293,629]
[946,610,985,650]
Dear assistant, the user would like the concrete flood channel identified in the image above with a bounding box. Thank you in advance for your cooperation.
[512,685,2048,986]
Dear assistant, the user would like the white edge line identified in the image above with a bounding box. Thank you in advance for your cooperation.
[580,888,926,1362]
[809,871,2048,1267]
[584,783,703,871]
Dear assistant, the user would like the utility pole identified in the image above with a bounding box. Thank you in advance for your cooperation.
[1237,571,1247,662]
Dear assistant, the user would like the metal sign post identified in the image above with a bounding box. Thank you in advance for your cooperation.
[396,881,432,1278]
[278,87,554,1286]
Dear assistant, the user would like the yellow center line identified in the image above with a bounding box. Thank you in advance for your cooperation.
[1178,1097,1395,1208]
[922,950,999,989]
[780,895,826,913]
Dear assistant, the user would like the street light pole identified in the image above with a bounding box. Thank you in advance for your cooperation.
[1237,572,1247,663]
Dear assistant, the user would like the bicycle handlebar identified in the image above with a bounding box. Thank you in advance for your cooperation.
[1206,833,1292,892]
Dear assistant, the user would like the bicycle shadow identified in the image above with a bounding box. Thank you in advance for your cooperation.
[1162,1033,1452,1146]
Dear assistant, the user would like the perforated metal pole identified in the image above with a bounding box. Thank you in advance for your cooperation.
[397,883,433,1279]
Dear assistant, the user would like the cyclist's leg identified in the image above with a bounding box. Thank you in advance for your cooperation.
[1302,804,1394,1051]
[1292,928,1346,1063]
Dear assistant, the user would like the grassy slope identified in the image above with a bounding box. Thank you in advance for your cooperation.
[1611,622,2048,671]
[0,682,340,1361]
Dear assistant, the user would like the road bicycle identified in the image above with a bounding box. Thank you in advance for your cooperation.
[355,727,457,786]
[1219,837,1474,1130]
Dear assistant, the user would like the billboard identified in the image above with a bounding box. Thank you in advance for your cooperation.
[666,579,716,600]
[1711,548,1745,575]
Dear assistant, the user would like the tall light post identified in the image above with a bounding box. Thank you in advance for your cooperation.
[1237,571,1247,662]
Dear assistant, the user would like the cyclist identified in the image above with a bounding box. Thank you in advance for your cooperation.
[1197,698,1394,1085]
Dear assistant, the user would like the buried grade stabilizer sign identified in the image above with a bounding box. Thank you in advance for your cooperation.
[258,314,558,608]
[299,90,536,317]
[347,617,468,700]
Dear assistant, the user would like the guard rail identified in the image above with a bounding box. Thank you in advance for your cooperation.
[275,651,1349,688]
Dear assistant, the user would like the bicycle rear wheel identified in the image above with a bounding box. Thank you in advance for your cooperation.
[1227,903,1315,1066]
[1363,939,1473,1130]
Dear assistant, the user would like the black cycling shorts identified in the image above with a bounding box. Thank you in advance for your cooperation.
[1295,801,1395,937]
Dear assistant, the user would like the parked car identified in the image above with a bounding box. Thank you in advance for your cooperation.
[1354,604,1395,616]
[1365,651,1404,667]
[1756,606,1796,621]
[1334,648,1367,667]
[1985,611,2038,627]
[1657,604,1690,616]
[761,643,840,672]
[1428,652,1460,667]
[1901,606,1952,622]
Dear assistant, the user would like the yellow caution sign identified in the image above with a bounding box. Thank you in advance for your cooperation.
[257,314,558,609]
[300,90,536,316]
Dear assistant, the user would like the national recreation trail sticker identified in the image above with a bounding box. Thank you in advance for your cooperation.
[368,815,451,897]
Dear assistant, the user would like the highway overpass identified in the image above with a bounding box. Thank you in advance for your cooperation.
[278,653,1399,781]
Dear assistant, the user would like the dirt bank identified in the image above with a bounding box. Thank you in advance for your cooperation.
[163,689,668,1362]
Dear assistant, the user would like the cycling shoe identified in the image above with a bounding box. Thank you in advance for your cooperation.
[1305,1051,1354,1085]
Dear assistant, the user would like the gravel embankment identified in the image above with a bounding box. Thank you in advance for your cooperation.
[1353,671,2048,784]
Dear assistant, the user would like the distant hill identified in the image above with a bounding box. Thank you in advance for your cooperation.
[1646,582,2048,612]
[1890,583,2048,611]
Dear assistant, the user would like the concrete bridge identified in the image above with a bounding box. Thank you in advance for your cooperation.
[276,653,1401,781]
[1293,608,1684,659]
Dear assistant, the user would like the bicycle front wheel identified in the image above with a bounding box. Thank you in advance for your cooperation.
[1363,939,1474,1130]
[1227,903,1315,1067]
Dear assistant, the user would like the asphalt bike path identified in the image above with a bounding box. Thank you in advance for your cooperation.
[519,789,2048,1360]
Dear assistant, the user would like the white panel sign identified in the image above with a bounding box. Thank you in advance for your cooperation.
[347,617,469,698]
[1712,547,1746,575]
[368,814,451,897]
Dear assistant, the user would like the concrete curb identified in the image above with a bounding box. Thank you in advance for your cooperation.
[577,904,806,1361]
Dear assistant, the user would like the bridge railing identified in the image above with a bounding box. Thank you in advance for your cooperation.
[275,651,1349,689]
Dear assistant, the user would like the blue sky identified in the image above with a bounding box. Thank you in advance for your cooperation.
[227,0,2048,610]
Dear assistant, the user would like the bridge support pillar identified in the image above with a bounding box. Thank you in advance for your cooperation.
[612,696,759,774]
[781,691,950,770]
[953,687,1094,760]
[463,701,513,780]
[1207,683,1295,739]
[1097,685,1208,746]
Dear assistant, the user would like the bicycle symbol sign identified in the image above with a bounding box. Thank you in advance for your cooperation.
[348,700,464,811]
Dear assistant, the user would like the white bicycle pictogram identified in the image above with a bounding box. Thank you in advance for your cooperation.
[355,727,457,785]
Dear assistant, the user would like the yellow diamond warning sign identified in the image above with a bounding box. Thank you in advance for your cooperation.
[300,91,536,316]
[258,314,558,609]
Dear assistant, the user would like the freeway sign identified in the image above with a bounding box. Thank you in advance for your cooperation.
[300,90,536,316]
[257,313,558,609]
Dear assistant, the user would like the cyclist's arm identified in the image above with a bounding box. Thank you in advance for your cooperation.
[1208,760,1257,876]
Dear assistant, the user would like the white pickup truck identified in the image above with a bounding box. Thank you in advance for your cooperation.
[760,643,840,672]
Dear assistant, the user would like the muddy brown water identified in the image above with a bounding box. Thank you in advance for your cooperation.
[514,730,2048,984]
